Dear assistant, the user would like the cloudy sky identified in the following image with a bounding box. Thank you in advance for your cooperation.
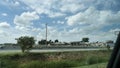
[0,0,120,43]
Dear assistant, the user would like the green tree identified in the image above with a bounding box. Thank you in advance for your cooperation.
[82,37,89,42]
[55,39,59,43]
[38,39,46,45]
[16,36,35,53]
[48,40,53,44]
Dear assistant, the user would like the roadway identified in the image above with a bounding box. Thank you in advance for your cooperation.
[0,46,108,53]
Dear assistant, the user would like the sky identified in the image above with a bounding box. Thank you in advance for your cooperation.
[0,0,120,44]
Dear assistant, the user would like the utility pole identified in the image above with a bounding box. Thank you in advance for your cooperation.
[46,23,47,46]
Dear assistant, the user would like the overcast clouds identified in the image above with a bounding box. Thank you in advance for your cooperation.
[0,0,120,43]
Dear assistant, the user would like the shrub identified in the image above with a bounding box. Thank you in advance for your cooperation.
[86,56,98,65]
[19,60,77,68]
[0,60,18,68]
[45,60,77,68]
[19,61,45,68]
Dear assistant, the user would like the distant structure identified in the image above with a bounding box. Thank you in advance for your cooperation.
[106,40,114,47]
[46,23,47,46]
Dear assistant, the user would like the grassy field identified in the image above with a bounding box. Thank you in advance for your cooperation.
[73,63,107,68]
[0,50,111,68]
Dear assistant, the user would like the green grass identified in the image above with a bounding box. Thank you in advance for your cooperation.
[0,50,111,68]
[73,63,107,68]
[19,60,77,68]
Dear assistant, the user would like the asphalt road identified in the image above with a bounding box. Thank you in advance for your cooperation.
[0,47,108,53]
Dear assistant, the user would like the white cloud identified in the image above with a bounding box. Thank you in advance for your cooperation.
[12,11,42,43]
[20,0,86,18]
[0,22,14,43]
[64,6,120,42]
[0,22,10,28]
[99,11,120,24]
[20,0,63,18]
[109,28,120,35]
[1,0,20,7]
[57,21,64,24]
[0,0,119,43]
[60,3,85,13]
[66,7,98,25]
[0,30,4,34]
[48,12,66,18]
[66,7,120,26]
[109,28,120,32]
[14,11,39,30]
[64,11,120,41]
[31,28,41,32]
[1,13,8,16]
[14,1,20,6]
[56,28,116,42]
[15,0,120,43]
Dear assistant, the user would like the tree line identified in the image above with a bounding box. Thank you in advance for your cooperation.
[16,36,60,53]
[16,36,89,53]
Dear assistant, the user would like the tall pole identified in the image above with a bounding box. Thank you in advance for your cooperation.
[46,23,47,46]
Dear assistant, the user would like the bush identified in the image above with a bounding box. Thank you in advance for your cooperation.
[0,50,111,68]
[19,61,45,68]
[86,56,98,65]
[23,53,47,61]
[19,60,77,68]
[0,60,18,68]
[46,60,77,68]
